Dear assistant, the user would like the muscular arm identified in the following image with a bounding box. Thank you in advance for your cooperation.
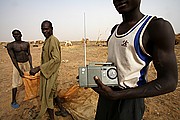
[147,18,178,94]
[93,19,178,100]
[7,43,24,77]
[27,42,33,69]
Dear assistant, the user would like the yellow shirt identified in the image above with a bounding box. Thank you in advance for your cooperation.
[38,35,61,118]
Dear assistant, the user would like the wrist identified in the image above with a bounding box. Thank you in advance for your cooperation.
[17,68,21,72]
[30,65,33,69]
[37,66,41,71]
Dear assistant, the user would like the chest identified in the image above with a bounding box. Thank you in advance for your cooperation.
[114,16,153,56]
[42,42,49,57]
[41,40,53,61]
[13,42,28,52]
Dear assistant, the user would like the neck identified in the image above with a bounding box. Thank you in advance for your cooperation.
[15,40,22,43]
[45,34,53,39]
[122,9,144,24]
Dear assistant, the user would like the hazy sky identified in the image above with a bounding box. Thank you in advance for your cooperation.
[0,0,180,42]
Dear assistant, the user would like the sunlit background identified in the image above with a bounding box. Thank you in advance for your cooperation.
[0,0,179,42]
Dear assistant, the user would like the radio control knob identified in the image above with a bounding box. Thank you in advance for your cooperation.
[107,68,117,79]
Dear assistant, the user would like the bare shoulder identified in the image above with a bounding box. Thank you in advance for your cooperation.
[150,17,170,26]
[111,24,119,34]
[22,41,29,44]
[21,41,30,46]
[51,36,60,45]
[149,17,174,35]
[148,17,175,45]
[7,41,15,49]
[25,41,30,45]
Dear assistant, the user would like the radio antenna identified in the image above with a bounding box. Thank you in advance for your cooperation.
[83,12,87,66]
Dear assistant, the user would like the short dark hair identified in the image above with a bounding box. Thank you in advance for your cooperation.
[41,20,53,28]
[12,29,21,35]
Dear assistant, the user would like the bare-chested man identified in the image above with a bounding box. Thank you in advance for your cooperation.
[7,29,33,109]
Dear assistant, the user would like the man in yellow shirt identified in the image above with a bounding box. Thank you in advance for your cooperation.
[30,20,67,119]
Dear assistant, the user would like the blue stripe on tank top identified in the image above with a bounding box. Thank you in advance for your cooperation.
[134,16,153,86]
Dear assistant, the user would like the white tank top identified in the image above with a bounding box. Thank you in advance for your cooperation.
[107,15,154,88]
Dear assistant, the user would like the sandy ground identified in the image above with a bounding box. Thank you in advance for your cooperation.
[0,41,179,120]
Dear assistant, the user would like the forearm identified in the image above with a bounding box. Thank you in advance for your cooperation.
[11,58,21,71]
[7,48,21,71]
[28,55,33,68]
[29,66,40,75]
[40,59,60,78]
[114,78,177,100]
[40,51,61,78]
[93,67,177,100]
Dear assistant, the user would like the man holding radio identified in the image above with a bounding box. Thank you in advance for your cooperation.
[93,0,178,120]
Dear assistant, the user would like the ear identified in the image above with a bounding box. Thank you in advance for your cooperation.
[20,33,22,37]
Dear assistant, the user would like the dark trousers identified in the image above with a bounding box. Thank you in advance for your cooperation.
[95,95,145,120]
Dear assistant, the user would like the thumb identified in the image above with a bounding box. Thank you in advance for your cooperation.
[94,76,104,88]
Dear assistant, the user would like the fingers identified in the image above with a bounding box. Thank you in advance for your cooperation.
[29,69,36,76]
[20,73,24,78]
[29,70,33,75]
[93,76,112,91]
[94,76,104,88]
[94,76,99,80]
[29,67,39,75]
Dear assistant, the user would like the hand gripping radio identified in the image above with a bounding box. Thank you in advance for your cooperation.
[78,62,119,87]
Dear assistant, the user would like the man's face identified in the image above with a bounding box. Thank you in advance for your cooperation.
[41,22,53,39]
[113,0,141,14]
[12,31,22,41]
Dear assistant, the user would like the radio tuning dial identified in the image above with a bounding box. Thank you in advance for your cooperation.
[107,68,117,79]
